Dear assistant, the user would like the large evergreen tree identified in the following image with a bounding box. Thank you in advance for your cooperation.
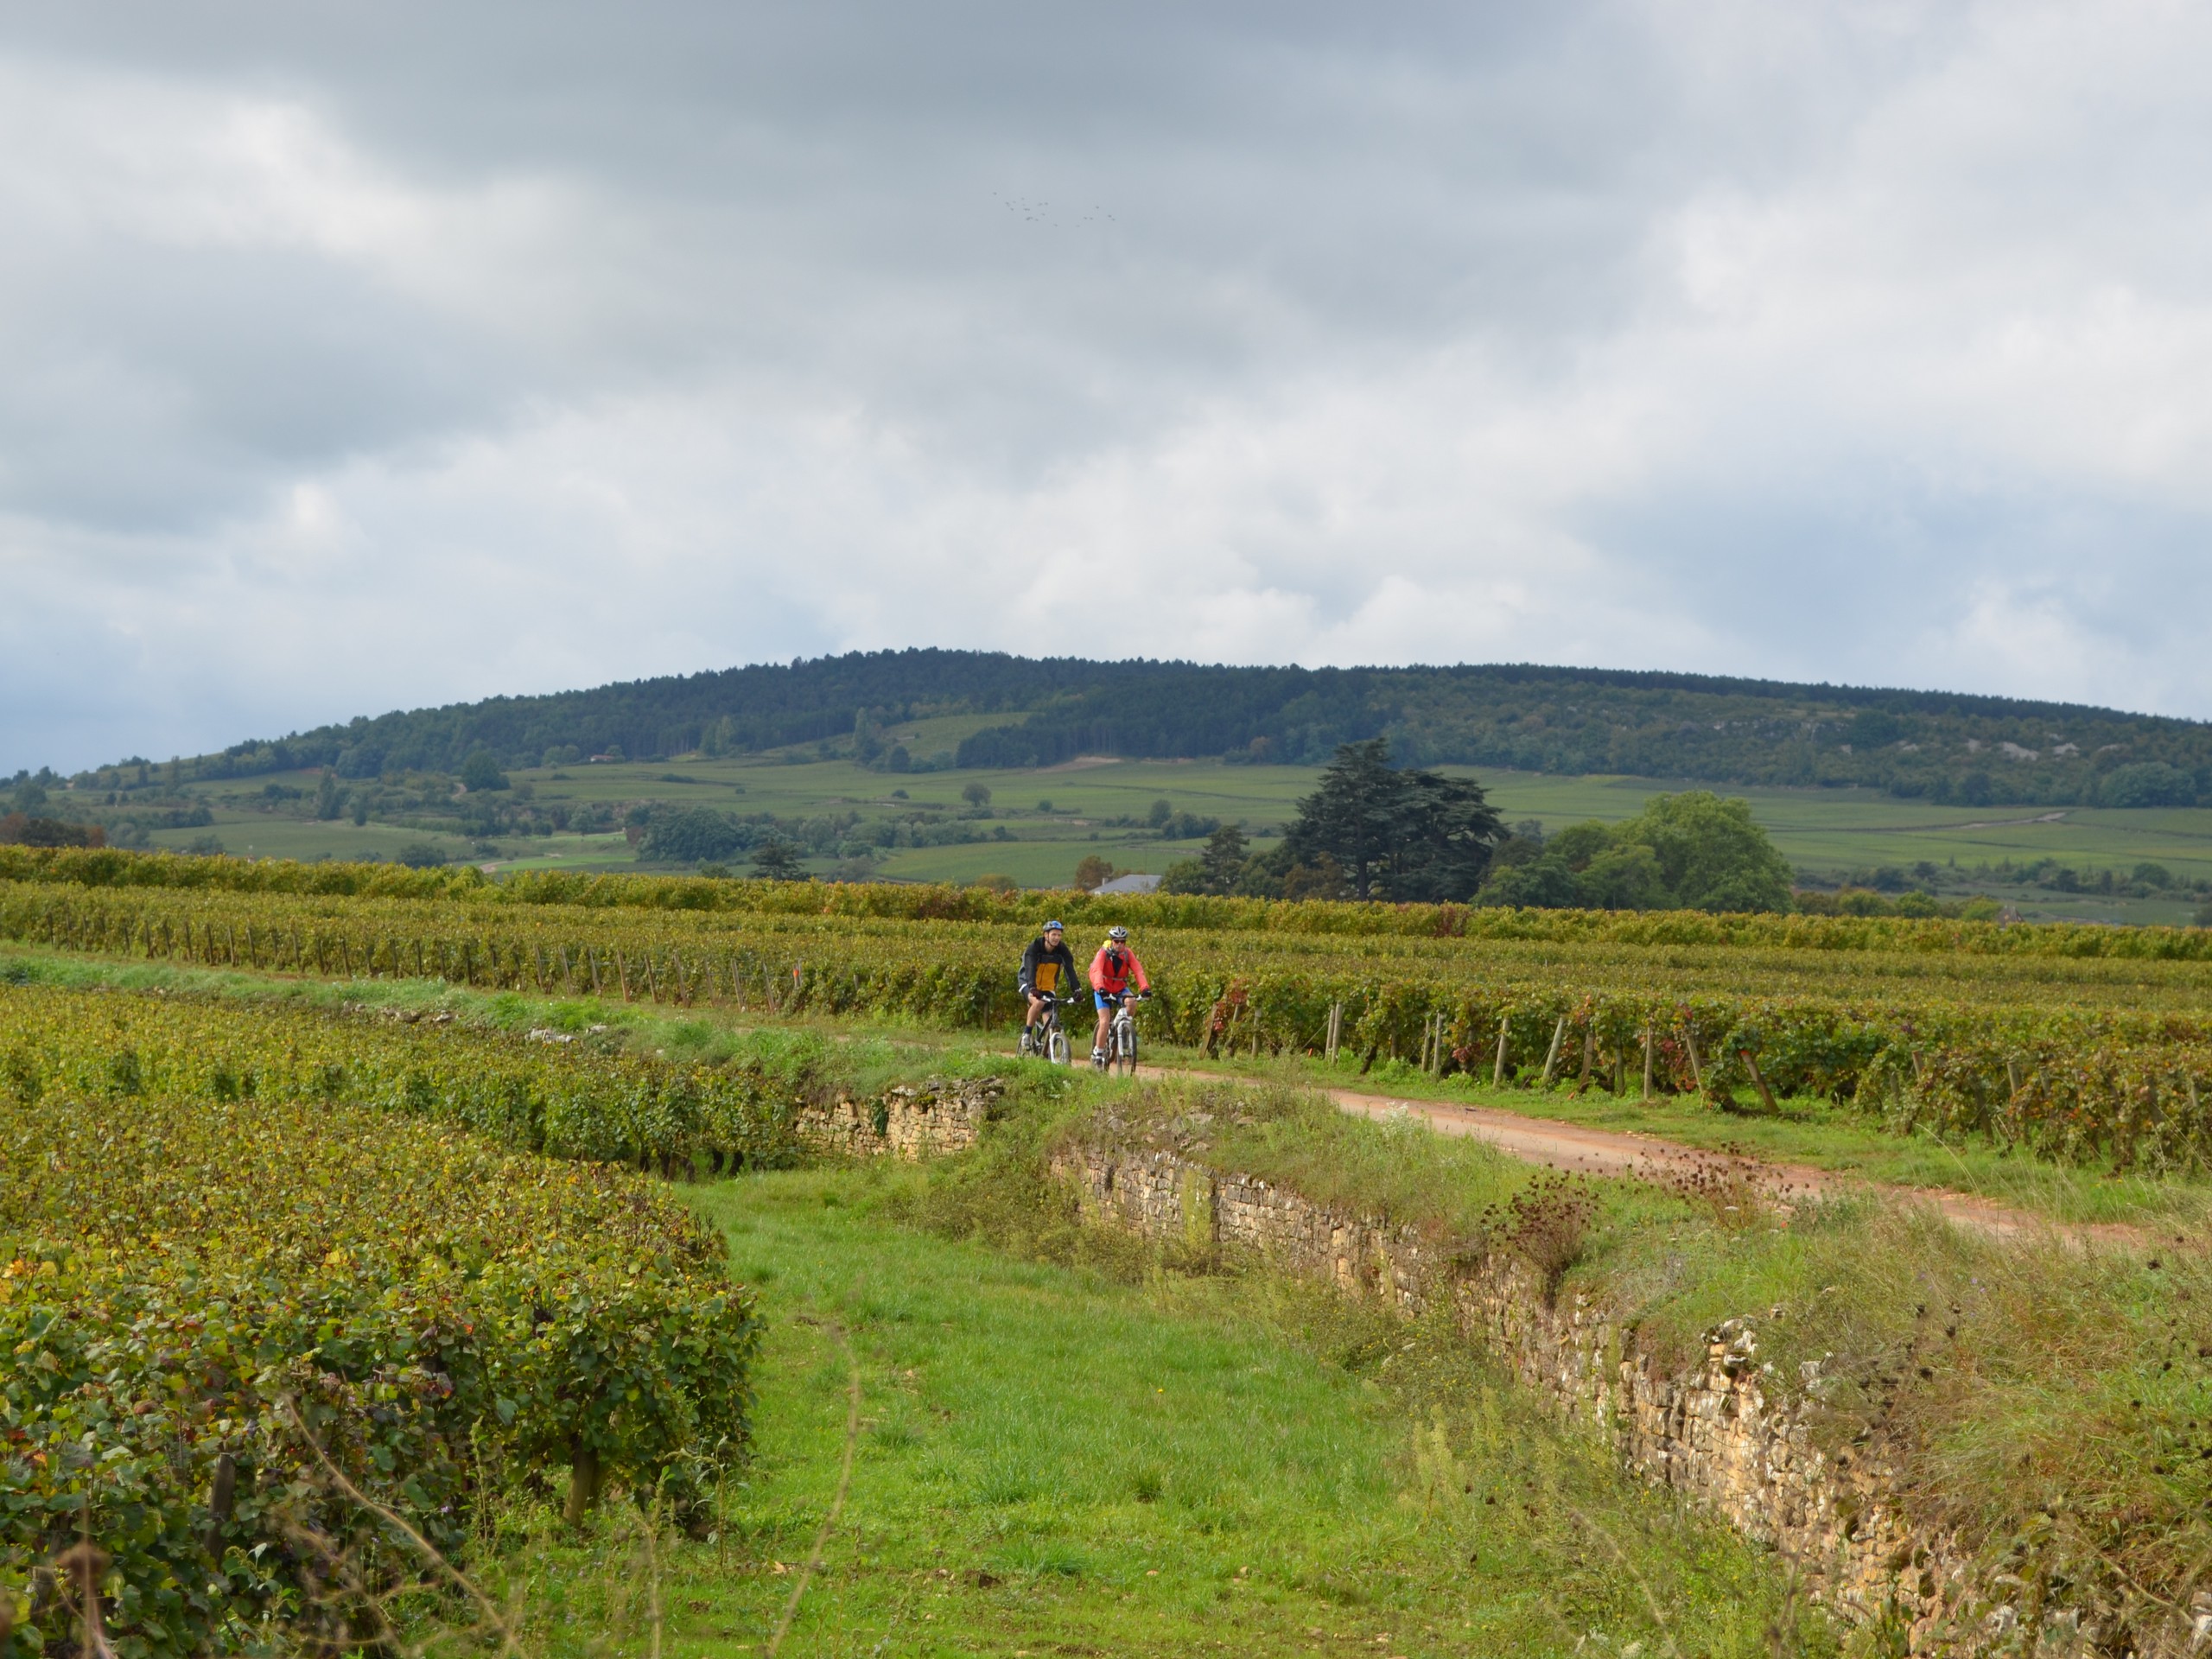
[751,838,806,880]
[1160,823,1256,897]
[1281,740,1503,901]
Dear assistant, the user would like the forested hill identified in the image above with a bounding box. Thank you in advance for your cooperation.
[112,652,2212,809]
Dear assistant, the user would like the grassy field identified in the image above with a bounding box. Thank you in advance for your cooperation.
[141,753,2212,920]
[483,1165,1828,1657]
[131,813,632,870]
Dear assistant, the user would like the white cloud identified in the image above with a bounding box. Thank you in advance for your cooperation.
[7,0,2212,772]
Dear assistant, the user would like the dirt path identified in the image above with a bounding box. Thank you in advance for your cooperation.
[1145,1065,2152,1249]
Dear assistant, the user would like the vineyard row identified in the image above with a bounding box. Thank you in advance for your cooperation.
[10,882,2212,1173]
[2,1030,756,1658]
[12,842,2212,961]
[2,980,825,1175]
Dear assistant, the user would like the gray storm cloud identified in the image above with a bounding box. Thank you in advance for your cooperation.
[3,0,2210,771]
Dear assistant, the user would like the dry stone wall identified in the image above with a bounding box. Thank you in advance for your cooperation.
[798,1077,1001,1160]
[1051,1135,2127,1658]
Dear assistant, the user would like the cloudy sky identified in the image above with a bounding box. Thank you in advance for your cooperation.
[7,1,2212,773]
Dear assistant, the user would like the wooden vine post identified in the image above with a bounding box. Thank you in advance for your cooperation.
[1493,1015,1510,1087]
[1738,1047,1779,1112]
[1540,1014,1567,1085]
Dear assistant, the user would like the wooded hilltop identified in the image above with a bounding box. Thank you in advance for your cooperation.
[57,651,2212,810]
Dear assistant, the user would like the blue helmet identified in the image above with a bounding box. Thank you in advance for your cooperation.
[1043,919,1065,932]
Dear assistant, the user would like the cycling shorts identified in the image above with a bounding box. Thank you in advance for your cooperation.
[1095,989,1130,1010]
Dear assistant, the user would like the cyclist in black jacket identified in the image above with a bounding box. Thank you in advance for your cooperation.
[1018,920,1079,1047]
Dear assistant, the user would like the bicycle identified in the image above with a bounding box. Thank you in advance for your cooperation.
[1097,990,1149,1077]
[1019,992,1073,1065]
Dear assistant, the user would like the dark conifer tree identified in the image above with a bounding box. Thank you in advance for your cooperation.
[1282,740,1503,901]
[751,838,806,880]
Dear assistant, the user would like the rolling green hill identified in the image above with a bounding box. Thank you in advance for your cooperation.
[54,651,2212,810]
[19,653,2212,924]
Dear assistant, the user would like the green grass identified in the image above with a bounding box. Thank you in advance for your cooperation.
[137,814,475,863]
[474,1164,1828,1657]
[1161,1047,2212,1234]
[137,812,639,874]
[1014,1078,2212,1645]
[1594,1193,2212,1639]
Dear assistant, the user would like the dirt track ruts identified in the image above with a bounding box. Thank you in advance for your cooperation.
[1141,1065,2155,1250]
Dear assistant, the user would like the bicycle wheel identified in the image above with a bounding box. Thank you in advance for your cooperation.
[1047,1025,1070,1065]
[1118,1025,1139,1076]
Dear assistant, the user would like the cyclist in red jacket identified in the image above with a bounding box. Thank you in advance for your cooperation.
[1089,925,1151,1065]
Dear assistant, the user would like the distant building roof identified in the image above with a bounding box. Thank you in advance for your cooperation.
[1092,872,1161,895]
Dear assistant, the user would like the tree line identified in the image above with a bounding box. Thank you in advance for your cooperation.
[1163,740,1796,912]
[62,651,2212,808]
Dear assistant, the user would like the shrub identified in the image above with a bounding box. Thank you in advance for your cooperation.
[641,807,749,864]
[0,814,105,849]
[460,751,510,792]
